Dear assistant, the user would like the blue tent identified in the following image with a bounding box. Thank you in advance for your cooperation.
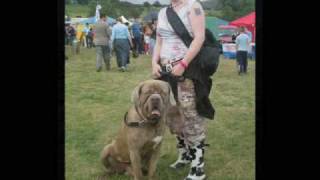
[80,16,116,25]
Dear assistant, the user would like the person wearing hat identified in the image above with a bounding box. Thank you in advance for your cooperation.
[111,17,133,72]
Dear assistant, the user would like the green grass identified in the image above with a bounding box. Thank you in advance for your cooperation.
[65,46,255,180]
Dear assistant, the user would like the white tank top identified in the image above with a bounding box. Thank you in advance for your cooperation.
[157,0,196,64]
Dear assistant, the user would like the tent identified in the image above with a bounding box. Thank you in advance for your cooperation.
[229,12,255,42]
[205,17,232,38]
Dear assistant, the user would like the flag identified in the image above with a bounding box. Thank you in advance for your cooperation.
[95,4,102,23]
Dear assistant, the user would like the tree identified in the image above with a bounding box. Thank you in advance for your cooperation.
[88,0,142,19]
[206,0,254,21]
[153,1,161,7]
[77,0,89,5]
[144,1,151,8]
[65,0,72,4]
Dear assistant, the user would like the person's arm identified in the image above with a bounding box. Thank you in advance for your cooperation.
[151,27,162,78]
[126,27,133,47]
[171,1,205,76]
[106,26,111,39]
[111,26,115,43]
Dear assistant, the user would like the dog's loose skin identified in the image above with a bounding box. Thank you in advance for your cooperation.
[101,80,176,180]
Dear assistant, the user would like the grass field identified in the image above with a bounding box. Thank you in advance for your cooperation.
[65,46,255,180]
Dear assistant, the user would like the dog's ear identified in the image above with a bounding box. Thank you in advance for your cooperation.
[167,84,176,106]
[131,82,144,105]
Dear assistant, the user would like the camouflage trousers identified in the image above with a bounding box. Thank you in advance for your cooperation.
[177,78,207,147]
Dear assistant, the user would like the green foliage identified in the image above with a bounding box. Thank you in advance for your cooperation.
[87,0,143,18]
[66,4,90,17]
[153,1,161,7]
[206,0,254,21]
[143,1,151,8]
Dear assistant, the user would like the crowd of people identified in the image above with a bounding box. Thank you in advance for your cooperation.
[65,15,159,73]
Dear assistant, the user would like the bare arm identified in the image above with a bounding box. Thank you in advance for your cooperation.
[171,2,205,76]
[183,2,205,64]
[151,22,162,78]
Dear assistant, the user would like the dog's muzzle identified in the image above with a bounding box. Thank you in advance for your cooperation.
[149,94,162,122]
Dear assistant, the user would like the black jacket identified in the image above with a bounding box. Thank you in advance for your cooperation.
[158,60,215,120]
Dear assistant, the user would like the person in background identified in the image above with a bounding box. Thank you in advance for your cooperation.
[83,23,90,48]
[125,22,133,66]
[86,28,94,48]
[144,33,150,55]
[67,25,76,46]
[76,23,84,48]
[149,18,157,56]
[235,26,250,75]
[94,13,112,72]
[139,23,145,54]
[131,18,143,56]
[65,24,70,45]
[232,30,239,43]
[111,17,133,72]
[143,23,152,55]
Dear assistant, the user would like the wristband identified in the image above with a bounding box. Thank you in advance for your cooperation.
[179,60,188,69]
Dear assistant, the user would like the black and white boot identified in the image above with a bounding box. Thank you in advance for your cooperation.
[184,142,206,180]
[170,136,191,169]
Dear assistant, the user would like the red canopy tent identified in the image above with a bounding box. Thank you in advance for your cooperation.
[229,12,255,42]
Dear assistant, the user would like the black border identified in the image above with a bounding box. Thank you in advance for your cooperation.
[58,1,268,180]
[256,0,263,178]
[58,0,65,179]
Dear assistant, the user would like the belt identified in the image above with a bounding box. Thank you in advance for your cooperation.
[161,58,183,73]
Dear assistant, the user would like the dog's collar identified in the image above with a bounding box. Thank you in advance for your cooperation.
[123,111,159,128]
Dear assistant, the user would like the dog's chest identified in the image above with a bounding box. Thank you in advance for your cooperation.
[140,135,163,156]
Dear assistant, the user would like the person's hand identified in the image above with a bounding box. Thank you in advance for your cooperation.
[152,63,162,78]
[171,64,185,77]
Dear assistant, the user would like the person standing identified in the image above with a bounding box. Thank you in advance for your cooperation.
[235,26,250,75]
[149,18,157,56]
[94,13,112,72]
[152,0,211,179]
[111,18,133,72]
[83,23,90,48]
[143,23,152,55]
[86,28,94,48]
[131,18,143,56]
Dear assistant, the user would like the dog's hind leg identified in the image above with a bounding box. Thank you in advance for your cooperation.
[100,143,115,172]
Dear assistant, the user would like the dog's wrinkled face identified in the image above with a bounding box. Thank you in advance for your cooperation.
[131,80,176,123]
